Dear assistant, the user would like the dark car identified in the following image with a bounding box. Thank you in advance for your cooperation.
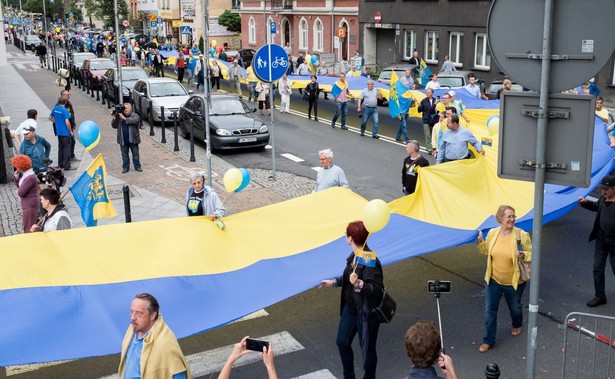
[24,35,42,50]
[102,67,149,103]
[226,48,256,68]
[485,79,524,100]
[178,93,269,150]
[80,58,116,89]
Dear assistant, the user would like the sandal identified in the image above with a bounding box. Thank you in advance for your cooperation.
[479,344,491,353]
[511,327,522,336]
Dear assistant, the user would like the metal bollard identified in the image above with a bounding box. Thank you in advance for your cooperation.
[160,106,166,143]
[189,118,195,162]
[173,112,179,151]
[51,55,55,71]
[102,85,107,106]
[123,185,132,223]
[85,75,90,95]
[485,363,500,379]
[148,99,154,136]
[96,82,101,102]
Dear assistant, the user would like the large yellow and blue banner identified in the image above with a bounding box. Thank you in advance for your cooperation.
[69,154,117,227]
[0,94,612,366]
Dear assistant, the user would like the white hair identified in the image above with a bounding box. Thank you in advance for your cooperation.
[318,148,333,159]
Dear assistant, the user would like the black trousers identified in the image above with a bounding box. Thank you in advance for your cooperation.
[57,136,72,169]
[308,99,318,118]
[177,67,185,83]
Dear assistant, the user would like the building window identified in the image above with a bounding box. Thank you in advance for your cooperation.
[313,19,323,52]
[404,30,417,60]
[248,17,256,44]
[425,31,439,64]
[474,33,491,69]
[449,32,463,67]
[299,18,308,50]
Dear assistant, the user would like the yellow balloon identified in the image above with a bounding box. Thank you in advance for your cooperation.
[223,168,243,193]
[211,40,217,48]
[487,116,500,136]
[362,199,391,233]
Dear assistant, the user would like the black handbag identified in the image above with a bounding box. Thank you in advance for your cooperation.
[371,288,397,323]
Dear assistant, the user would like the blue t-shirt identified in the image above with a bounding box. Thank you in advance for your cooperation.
[187,57,197,70]
[51,105,71,137]
[123,332,188,379]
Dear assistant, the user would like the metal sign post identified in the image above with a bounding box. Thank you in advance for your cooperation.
[203,0,212,187]
[253,43,288,181]
[113,0,123,103]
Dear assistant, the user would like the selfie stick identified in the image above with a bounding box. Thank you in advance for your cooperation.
[434,280,445,354]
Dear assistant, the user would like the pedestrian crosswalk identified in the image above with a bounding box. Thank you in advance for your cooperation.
[13,62,42,71]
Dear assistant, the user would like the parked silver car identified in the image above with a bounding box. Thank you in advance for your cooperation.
[131,78,192,122]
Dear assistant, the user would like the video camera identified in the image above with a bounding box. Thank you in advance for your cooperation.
[112,104,126,116]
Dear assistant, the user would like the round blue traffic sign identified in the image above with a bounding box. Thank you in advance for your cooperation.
[253,44,288,83]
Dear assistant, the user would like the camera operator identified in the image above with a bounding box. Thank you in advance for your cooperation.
[112,103,143,173]
[404,320,459,379]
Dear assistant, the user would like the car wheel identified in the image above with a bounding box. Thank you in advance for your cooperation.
[179,122,189,139]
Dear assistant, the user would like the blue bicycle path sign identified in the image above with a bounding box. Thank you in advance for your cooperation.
[253,44,288,83]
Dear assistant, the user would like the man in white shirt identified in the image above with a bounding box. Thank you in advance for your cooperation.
[14,109,38,149]
[316,148,349,192]
[440,55,456,72]
[464,73,482,99]
[425,74,441,91]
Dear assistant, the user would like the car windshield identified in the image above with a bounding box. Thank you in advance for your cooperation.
[150,82,187,97]
[210,97,247,115]
[121,70,148,81]
[439,77,464,88]
[90,60,116,70]
[74,54,95,65]
[488,83,524,93]
[380,70,406,81]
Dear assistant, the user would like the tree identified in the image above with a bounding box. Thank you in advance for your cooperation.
[198,36,204,54]
[83,0,128,29]
[218,10,240,33]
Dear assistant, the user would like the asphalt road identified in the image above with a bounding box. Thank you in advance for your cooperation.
[4,54,615,379]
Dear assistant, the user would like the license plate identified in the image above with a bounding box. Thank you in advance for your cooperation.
[238,137,257,143]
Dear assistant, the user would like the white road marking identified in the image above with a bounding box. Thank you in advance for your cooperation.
[99,331,305,379]
[292,369,337,379]
[14,63,26,70]
[6,360,74,376]
[281,153,305,163]
[232,309,269,322]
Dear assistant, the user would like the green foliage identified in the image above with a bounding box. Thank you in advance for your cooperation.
[66,7,83,23]
[218,10,241,33]
[198,36,204,54]
[22,0,63,18]
[83,0,128,29]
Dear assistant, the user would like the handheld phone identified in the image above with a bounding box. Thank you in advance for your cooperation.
[246,338,269,352]
[427,280,451,293]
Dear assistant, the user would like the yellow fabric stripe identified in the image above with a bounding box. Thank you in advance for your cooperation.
[0,188,366,290]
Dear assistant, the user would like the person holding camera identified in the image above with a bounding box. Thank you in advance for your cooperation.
[320,220,384,379]
[476,205,532,353]
[404,320,459,379]
[112,103,142,173]
[186,174,225,220]
[218,336,278,379]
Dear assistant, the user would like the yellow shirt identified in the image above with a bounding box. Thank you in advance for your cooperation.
[596,108,609,123]
[490,233,514,286]
[246,66,258,82]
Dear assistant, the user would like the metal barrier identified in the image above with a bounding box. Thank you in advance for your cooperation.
[561,312,615,378]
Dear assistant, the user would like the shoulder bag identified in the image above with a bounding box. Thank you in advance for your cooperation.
[516,228,531,281]
[371,287,397,323]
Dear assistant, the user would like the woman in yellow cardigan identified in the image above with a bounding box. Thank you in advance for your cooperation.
[476,205,532,353]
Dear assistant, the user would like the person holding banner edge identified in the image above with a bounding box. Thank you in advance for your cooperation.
[319,220,384,379]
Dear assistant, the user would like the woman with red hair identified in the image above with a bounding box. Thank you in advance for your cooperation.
[11,154,40,233]
[319,220,384,379]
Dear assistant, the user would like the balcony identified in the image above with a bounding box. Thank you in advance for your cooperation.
[270,0,293,10]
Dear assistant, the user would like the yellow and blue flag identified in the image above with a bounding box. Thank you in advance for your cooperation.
[331,79,347,100]
[355,249,377,268]
[418,58,432,87]
[69,154,117,227]
[388,70,401,118]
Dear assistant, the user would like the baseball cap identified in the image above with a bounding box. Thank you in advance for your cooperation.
[23,126,35,134]
[600,175,615,187]
[448,90,456,97]
[199,54,204,57]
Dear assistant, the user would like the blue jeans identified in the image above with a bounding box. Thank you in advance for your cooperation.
[593,233,615,299]
[336,305,380,379]
[396,114,410,141]
[360,106,379,136]
[120,143,141,171]
[484,279,526,345]
[332,101,349,128]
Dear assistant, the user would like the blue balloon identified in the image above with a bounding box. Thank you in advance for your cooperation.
[310,55,318,65]
[209,48,215,56]
[235,168,251,193]
[78,120,100,151]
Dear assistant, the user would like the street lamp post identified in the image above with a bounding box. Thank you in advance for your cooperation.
[42,0,50,70]
[113,0,123,103]
[202,0,212,187]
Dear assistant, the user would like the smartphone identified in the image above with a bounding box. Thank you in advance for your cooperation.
[427,280,451,293]
[246,338,269,352]
[585,195,599,203]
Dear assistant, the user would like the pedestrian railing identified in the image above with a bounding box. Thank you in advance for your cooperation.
[561,311,615,379]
